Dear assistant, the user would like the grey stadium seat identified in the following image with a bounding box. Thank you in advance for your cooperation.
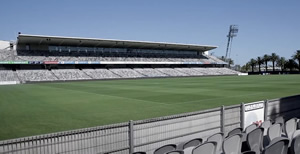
[245,124,257,134]
[133,152,146,154]
[275,116,284,125]
[275,116,285,132]
[292,130,300,139]
[261,120,271,136]
[165,150,184,154]
[284,118,297,141]
[242,151,256,154]
[183,147,194,154]
[223,134,243,154]
[227,127,243,137]
[290,134,300,154]
[267,123,282,143]
[262,137,289,154]
[154,144,177,154]
[297,120,300,129]
[192,141,217,154]
[246,128,264,154]
[206,132,223,153]
[182,138,203,150]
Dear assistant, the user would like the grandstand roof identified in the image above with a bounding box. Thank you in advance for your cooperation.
[17,34,217,52]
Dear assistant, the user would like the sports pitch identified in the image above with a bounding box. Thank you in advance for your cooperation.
[0,75,300,140]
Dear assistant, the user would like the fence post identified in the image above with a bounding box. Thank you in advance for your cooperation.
[264,100,268,121]
[221,105,225,133]
[129,120,134,154]
[241,102,245,130]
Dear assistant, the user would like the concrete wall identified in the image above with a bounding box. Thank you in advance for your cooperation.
[267,95,300,121]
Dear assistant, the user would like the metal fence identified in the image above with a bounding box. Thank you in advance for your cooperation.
[0,94,299,154]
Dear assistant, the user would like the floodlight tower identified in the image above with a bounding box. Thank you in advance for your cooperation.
[225,25,239,60]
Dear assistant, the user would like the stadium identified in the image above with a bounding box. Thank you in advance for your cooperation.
[0,34,300,154]
[0,33,239,84]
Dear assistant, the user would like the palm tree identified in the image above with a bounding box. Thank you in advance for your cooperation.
[270,53,279,72]
[277,57,286,72]
[220,56,226,61]
[263,54,270,72]
[249,58,257,72]
[285,59,298,71]
[257,57,263,72]
[241,63,251,72]
[292,50,300,72]
[244,63,251,72]
[228,58,234,66]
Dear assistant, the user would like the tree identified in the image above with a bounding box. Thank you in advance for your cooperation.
[292,50,300,72]
[228,58,234,66]
[257,57,263,72]
[249,58,257,72]
[219,56,234,67]
[241,63,251,72]
[220,56,226,61]
[276,57,286,71]
[270,53,279,72]
[263,54,270,72]
[285,59,298,71]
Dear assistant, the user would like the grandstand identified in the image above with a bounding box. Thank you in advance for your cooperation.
[0,34,239,84]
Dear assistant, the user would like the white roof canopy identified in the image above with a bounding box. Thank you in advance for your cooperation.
[17,34,217,52]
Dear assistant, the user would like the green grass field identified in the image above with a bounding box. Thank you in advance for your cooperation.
[0,75,300,140]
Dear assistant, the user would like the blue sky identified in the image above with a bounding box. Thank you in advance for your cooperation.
[0,0,299,65]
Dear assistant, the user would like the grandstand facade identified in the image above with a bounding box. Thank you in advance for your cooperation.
[0,34,239,83]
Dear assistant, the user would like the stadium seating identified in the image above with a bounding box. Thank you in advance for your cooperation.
[245,124,258,134]
[262,137,289,154]
[261,120,271,136]
[0,44,240,83]
[83,69,121,79]
[132,116,300,154]
[267,123,282,143]
[0,47,244,84]
[292,130,300,139]
[133,152,146,154]
[174,68,206,76]
[192,141,217,154]
[165,150,184,154]
[177,138,203,150]
[246,128,264,154]
[153,144,177,154]
[227,127,243,137]
[206,132,224,154]
[205,54,226,64]
[155,68,188,77]
[52,69,92,80]
[17,70,58,82]
[10,48,228,64]
[290,134,300,154]
[109,69,145,78]
[285,118,297,145]
[223,134,243,154]
[243,151,256,154]
[134,68,168,77]
[0,67,240,83]
[0,49,13,61]
[0,70,18,81]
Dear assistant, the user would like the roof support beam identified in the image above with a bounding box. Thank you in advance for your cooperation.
[38,39,43,45]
